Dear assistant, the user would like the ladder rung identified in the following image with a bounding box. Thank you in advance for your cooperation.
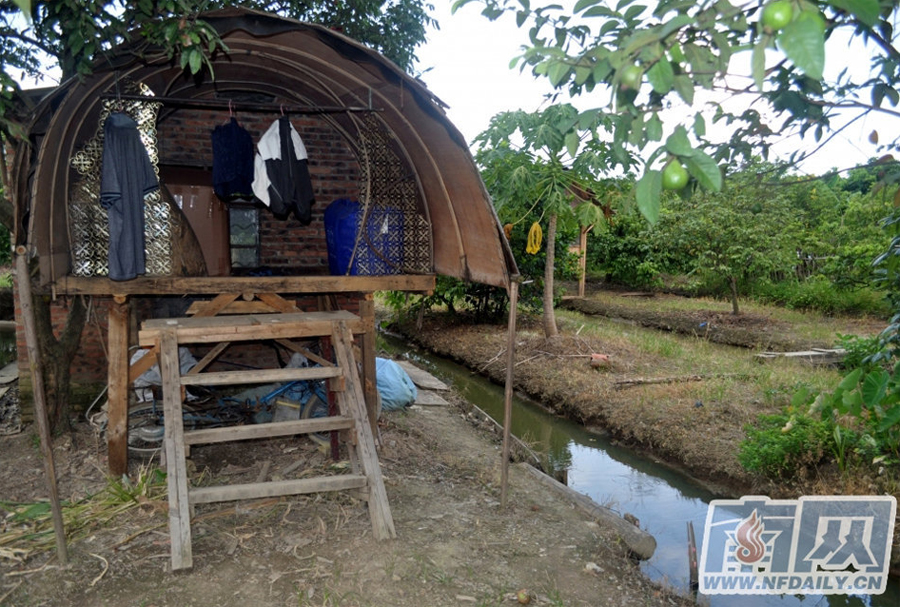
[189,475,367,504]
[184,417,354,446]
[181,366,343,387]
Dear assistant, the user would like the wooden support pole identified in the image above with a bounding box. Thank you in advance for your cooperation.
[107,296,130,476]
[14,248,68,564]
[159,329,193,570]
[578,227,588,298]
[500,279,519,509]
[358,294,378,437]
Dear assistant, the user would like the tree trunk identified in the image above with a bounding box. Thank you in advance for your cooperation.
[543,214,558,338]
[729,275,740,315]
[33,295,87,432]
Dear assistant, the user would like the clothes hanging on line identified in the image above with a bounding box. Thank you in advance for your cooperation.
[211,117,255,202]
[100,112,159,281]
[251,115,315,224]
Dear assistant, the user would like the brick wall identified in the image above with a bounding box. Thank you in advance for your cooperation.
[18,106,368,413]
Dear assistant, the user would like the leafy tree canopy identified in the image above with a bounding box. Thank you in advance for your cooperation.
[0,1,435,135]
[456,0,900,221]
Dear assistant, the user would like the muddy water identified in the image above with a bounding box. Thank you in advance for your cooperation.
[379,334,900,607]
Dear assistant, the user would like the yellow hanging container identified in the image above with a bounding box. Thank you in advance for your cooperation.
[526,222,543,254]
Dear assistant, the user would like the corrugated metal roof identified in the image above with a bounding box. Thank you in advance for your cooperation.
[15,7,517,289]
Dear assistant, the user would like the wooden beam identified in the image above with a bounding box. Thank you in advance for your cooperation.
[159,329,193,571]
[189,292,240,317]
[127,347,158,383]
[139,311,363,345]
[15,250,68,564]
[256,292,301,313]
[107,297,131,477]
[331,321,396,539]
[184,416,354,446]
[189,475,367,505]
[53,274,436,296]
[358,295,379,437]
[180,365,342,387]
[274,339,335,368]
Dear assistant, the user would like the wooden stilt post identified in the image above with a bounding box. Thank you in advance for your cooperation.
[107,295,130,476]
[578,226,588,298]
[14,247,68,564]
[358,293,378,438]
[500,279,519,509]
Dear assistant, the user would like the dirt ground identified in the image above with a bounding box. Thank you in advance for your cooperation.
[0,382,693,607]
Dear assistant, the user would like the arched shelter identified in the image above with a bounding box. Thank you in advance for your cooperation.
[12,8,518,477]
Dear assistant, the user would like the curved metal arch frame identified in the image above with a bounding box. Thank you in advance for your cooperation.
[21,9,517,290]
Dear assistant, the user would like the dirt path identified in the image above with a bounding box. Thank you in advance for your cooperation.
[0,389,692,607]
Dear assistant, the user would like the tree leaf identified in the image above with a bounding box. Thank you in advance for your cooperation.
[751,38,766,91]
[684,150,722,190]
[565,130,580,158]
[777,11,825,80]
[635,169,662,224]
[646,57,674,94]
[646,112,663,141]
[829,0,879,27]
[693,112,706,137]
[188,49,202,74]
[665,125,694,157]
[672,74,694,104]
[861,368,889,406]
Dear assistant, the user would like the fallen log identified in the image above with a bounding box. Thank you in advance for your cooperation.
[614,372,754,389]
[518,462,657,560]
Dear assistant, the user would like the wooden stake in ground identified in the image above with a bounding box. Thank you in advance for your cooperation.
[14,247,68,565]
[501,279,519,508]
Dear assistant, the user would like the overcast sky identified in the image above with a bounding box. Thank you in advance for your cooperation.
[414,2,890,177]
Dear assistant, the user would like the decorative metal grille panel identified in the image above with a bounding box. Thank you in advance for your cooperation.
[356,113,432,275]
[69,82,173,277]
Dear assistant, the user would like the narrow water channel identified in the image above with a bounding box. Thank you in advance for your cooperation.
[379,333,900,607]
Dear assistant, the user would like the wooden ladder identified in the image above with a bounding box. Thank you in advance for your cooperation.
[138,311,395,571]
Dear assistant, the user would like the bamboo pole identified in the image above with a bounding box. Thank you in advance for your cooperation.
[500,279,519,508]
[14,247,68,564]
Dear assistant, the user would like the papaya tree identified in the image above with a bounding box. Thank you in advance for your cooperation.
[475,104,632,337]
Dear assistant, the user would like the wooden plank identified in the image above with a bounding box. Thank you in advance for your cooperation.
[189,475,367,504]
[395,360,449,391]
[414,390,449,406]
[274,339,335,368]
[55,274,436,296]
[184,417,354,446]
[15,250,68,565]
[139,312,363,345]
[186,300,291,315]
[142,310,359,331]
[256,292,301,313]
[107,299,130,477]
[181,365,342,387]
[190,292,240,317]
[332,321,396,540]
[186,342,229,375]
[128,347,159,383]
[358,296,378,436]
[159,329,193,571]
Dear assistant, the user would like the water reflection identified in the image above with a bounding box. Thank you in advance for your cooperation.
[379,334,899,607]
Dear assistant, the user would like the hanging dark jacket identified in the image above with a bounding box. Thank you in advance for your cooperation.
[251,116,315,224]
